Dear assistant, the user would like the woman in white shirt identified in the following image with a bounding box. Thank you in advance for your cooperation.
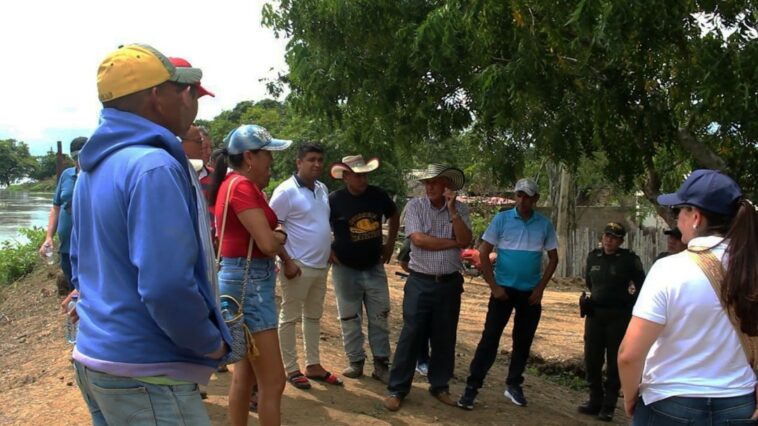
[618,169,758,424]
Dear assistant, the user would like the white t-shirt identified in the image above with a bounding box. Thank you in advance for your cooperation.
[633,235,756,404]
[269,175,331,269]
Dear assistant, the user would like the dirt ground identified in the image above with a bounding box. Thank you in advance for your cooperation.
[0,262,628,425]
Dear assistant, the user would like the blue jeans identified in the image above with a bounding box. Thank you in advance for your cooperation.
[73,361,210,426]
[634,393,756,425]
[332,263,391,362]
[218,257,277,333]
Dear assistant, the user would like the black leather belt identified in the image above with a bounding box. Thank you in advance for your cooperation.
[409,270,461,282]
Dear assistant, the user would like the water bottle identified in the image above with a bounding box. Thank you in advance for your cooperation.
[220,299,233,321]
[66,294,79,344]
[43,243,55,265]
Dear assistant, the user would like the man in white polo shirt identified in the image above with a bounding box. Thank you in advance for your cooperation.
[270,143,342,389]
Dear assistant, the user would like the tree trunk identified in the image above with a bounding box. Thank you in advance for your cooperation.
[677,127,727,171]
[555,165,571,277]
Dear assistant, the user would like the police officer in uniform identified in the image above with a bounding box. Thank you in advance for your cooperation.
[577,222,645,422]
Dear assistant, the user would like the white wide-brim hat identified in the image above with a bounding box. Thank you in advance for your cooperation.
[330,154,380,179]
[416,164,465,191]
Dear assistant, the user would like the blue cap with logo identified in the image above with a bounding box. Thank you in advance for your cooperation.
[224,124,292,155]
[657,169,742,216]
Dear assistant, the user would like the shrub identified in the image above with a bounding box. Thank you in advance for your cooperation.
[0,227,48,285]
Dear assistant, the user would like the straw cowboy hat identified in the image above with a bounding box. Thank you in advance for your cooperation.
[416,164,465,191]
[330,155,380,179]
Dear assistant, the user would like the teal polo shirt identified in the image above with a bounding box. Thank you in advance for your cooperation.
[482,208,558,291]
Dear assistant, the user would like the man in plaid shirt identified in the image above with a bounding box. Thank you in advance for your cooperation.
[384,164,472,411]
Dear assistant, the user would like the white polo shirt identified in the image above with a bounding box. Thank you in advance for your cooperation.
[269,174,331,269]
[633,236,756,404]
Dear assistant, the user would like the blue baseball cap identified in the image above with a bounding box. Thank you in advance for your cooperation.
[657,169,742,216]
[224,124,292,155]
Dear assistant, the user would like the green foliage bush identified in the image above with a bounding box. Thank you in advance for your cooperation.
[0,227,47,285]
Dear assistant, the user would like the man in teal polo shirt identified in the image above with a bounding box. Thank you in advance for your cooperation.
[457,178,558,410]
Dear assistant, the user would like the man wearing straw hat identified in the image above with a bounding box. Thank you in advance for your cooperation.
[329,154,400,384]
[384,164,472,411]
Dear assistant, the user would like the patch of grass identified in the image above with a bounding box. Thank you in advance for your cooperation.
[0,227,48,285]
[527,365,587,391]
[7,178,57,192]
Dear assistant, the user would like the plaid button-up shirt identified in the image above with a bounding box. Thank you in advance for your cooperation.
[405,196,471,275]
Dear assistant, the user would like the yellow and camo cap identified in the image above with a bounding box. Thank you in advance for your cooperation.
[97,44,204,102]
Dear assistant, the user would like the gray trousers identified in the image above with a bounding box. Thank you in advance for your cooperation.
[332,262,391,363]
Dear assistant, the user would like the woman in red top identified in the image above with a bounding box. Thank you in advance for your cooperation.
[208,124,297,426]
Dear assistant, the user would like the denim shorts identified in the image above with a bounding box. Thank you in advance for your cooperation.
[218,257,278,334]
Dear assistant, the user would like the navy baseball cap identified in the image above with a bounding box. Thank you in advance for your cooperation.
[224,124,292,155]
[657,169,742,216]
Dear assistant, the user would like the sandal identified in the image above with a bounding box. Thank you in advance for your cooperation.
[306,371,343,386]
[287,371,312,390]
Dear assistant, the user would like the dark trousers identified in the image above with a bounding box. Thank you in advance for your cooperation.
[583,307,631,409]
[387,272,463,397]
[633,393,756,425]
[60,252,73,291]
[466,288,542,389]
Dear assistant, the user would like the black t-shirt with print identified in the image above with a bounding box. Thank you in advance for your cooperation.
[329,185,397,270]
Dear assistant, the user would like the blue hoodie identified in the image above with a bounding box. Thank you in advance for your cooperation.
[70,108,231,384]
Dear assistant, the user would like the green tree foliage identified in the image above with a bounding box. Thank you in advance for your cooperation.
[0,139,36,186]
[30,149,73,181]
[0,227,47,285]
[263,1,758,212]
[201,99,410,200]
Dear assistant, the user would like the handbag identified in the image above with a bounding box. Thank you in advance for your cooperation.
[216,176,259,364]
[688,247,758,369]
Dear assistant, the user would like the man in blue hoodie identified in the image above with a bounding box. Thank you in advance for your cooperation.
[69,44,231,425]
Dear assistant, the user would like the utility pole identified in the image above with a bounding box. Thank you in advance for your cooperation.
[55,140,64,180]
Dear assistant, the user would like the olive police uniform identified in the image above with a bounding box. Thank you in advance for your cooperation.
[581,225,645,419]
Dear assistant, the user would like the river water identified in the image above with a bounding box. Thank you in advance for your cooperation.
[0,189,53,244]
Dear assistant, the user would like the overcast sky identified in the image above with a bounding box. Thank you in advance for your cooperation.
[0,0,288,155]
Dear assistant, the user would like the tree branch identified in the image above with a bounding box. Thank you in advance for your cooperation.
[677,126,727,171]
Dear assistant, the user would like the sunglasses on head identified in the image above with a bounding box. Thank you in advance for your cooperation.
[670,204,692,219]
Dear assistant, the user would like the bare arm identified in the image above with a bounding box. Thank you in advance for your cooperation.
[236,208,286,256]
[409,232,460,251]
[382,209,401,263]
[618,316,665,416]
[39,205,60,255]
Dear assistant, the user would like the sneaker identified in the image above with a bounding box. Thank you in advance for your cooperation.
[415,361,429,376]
[504,385,527,406]
[457,386,478,410]
[342,360,365,379]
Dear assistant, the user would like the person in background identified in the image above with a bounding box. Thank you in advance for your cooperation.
[198,125,213,166]
[209,124,292,426]
[40,136,87,293]
[653,227,686,261]
[270,143,342,389]
[619,169,758,424]
[69,44,229,425]
[577,222,645,422]
[384,164,471,411]
[328,155,399,384]
[457,178,558,410]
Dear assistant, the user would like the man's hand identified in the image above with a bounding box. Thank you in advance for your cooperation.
[60,290,80,324]
[443,188,457,212]
[381,242,394,264]
[39,238,54,256]
[491,286,509,302]
[528,288,544,306]
[624,394,638,417]
[283,259,302,280]
[328,250,342,266]
[206,342,229,360]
